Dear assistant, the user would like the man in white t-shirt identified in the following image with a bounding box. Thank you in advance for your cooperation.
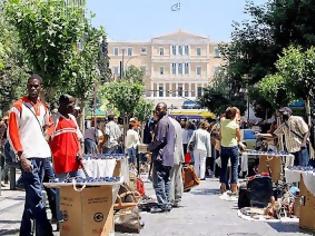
[104,115,122,154]
[125,118,140,165]
[7,74,53,236]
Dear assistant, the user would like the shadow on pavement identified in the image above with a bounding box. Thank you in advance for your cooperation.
[267,222,312,234]
[1,196,24,201]
[0,220,20,224]
[190,188,220,195]
[226,233,262,236]
[0,229,19,236]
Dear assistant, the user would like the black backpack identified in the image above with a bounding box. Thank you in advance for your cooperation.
[238,183,250,209]
[247,175,273,208]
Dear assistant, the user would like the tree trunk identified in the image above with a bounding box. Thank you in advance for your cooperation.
[79,101,86,153]
[306,97,312,127]
[306,97,313,158]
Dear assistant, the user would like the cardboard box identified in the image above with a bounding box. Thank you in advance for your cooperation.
[299,174,315,231]
[113,160,121,177]
[258,155,281,182]
[294,196,301,218]
[60,185,114,236]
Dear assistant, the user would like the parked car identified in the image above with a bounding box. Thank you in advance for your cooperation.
[182,100,202,109]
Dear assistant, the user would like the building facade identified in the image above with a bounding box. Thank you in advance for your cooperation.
[108,31,224,108]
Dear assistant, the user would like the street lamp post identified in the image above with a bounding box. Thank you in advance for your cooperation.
[120,49,125,80]
[244,74,250,127]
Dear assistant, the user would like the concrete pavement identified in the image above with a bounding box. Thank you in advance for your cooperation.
[0,178,313,236]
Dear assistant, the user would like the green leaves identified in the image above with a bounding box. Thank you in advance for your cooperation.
[258,45,315,110]
[133,98,154,122]
[198,68,246,116]
[2,0,110,105]
[101,80,145,118]
[258,73,295,109]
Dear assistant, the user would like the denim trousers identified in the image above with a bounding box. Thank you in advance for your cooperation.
[84,138,98,154]
[220,146,239,185]
[42,158,62,221]
[55,170,81,221]
[127,147,137,165]
[20,158,53,236]
[293,147,309,167]
[103,145,120,155]
[152,160,171,209]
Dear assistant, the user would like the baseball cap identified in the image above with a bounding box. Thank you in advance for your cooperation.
[279,107,292,115]
[129,117,137,122]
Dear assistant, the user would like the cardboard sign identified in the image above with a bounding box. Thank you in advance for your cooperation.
[60,185,114,236]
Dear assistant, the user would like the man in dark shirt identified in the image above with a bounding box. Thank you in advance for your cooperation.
[149,102,176,213]
[0,115,9,185]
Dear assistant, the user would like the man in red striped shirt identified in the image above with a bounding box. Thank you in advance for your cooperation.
[50,94,82,179]
[7,74,53,236]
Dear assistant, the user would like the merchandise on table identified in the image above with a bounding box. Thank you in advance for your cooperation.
[83,153,126,160]
[49,176,121,183]
[45,176,122,187]
[81,154,129,183]
[242,150,293,157]
[241,149,295,175]
[285,166,315,184]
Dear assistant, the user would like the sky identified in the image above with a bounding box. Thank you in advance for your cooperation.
[87,0,267,42]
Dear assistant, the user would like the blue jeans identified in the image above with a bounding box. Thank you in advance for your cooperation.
[127,147,137,164]
[1,141,17,182]
[293,147,309,167]
[84,138,98,154]
[20,158,53,236]
[220,146,239,185]
[43,158,62,221]
[104,145,121,155]
[55,171,81,222]
[152,160,171,209]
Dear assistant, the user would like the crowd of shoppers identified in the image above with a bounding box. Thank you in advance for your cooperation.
[1,72,313,235]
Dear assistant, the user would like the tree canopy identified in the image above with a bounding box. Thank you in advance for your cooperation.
[3,0,110,104]
[218,0,315,116]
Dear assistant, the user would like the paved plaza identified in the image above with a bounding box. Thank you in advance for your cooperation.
[0,177,313,236]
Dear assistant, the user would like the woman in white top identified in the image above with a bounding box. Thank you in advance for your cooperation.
[188,121,211,180]
[125,119,140,165]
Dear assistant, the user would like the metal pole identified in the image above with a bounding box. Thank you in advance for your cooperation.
[119,61,123,80]
[120,49,125,80]
[246,77,250,127]
[247,91,250,126]
[0,165,2,196]
[93,82,97,128]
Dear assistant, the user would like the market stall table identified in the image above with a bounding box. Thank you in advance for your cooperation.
[241,150,294,182]
[284,167,314,184]
[82,154,129,183]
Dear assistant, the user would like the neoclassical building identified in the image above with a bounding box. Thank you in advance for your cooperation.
[108,30,224,108]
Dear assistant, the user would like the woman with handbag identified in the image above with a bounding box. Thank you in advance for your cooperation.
[188,121,211,180]
[219,107,244,194]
